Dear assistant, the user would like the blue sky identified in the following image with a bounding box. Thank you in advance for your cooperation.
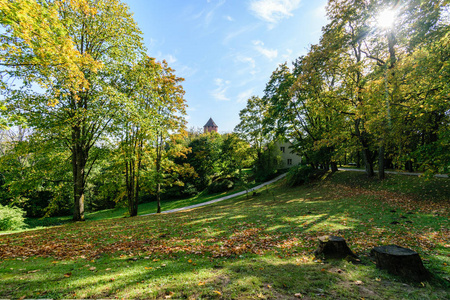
[124,0,329,132]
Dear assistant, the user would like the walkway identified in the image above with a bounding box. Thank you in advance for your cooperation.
[141,173,287,216]
[338,168,448,178]
[142,167,448,216]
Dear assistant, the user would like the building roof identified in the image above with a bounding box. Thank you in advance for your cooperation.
[204,117,217,127]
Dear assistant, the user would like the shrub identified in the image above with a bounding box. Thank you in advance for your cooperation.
[208,179,234,194]
[182,183,199,197]
[285,165,314,187]
[0,204,27,231]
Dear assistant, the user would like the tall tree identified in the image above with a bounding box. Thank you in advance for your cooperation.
[153,61,187,213]
[234,96,269,165]
[2,0,144,220]
[113,57,161,217]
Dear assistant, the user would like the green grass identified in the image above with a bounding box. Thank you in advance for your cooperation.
[0,171,449,299]
[21,186,258,232]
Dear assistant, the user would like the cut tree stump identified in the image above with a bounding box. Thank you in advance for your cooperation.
[371,245,430,281]
[314,236,357,259]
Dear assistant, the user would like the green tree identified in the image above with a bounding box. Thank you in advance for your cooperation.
[186,132,223,190]
[2,0,144,221]
[152,61,187,213]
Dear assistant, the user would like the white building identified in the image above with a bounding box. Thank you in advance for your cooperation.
[276,140,302,169]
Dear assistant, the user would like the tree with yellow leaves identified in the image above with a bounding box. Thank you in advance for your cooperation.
[1,0,144,220]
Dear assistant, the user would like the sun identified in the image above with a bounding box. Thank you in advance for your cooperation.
[376,9,397,28]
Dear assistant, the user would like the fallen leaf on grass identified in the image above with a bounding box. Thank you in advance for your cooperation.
[198,281,205,286]
[89,267,96,271]
[213,291,222,296]
[294,293,303,298]
[64,272,71,278]
[355,280,363,285]
[145,267,153,270]
[105,268,111,271]
[27,269,39,274]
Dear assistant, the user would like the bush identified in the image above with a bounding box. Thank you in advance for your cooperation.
[208,179,234,194]
[182,183,199,197]
[285,165,314,187]
[0,204,27,231]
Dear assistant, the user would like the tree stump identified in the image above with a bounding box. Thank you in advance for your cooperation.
[371,245,430,281]
[314,236,357,259]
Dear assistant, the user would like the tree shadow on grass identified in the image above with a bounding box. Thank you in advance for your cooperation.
[1,180,449,298]
[1,252,448,299]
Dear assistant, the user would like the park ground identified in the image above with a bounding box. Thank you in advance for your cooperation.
[0,171,449,299]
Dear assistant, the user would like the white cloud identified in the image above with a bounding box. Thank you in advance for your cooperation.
[155,52,177,64]
[176,65,198,79]
[252,40,278,60]
[165,54,177,64]
[282,48,293,60]
[211,78,231,101]
[223,24,259,44]
[204,0,226,26]
[236,55,256,69]
[237,88,255,103]
[224,15,234,21]
[249,0,302,24]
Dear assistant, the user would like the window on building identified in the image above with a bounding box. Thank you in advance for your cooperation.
[280,146,285,153]
[287,158,292,165]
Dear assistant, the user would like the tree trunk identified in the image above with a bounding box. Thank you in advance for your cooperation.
[371,245,430,282]
[378,144,385,180]
[363,147,374,177]
[406,160,414,172]
[156,132,162,214]
[356,151,361,168]
[72,127,86,221]
[331,162,338,173]
[156,183,161,213]
[314,236,357,259]
[130,141,142,217]
[355,119,374,177]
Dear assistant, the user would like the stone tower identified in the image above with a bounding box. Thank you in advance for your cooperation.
[203,118,218,133]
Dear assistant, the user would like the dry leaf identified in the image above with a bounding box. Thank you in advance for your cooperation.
[64,272,71,278]
[27,269,39,274]
[89,267,96,271]
[294,293,303,298]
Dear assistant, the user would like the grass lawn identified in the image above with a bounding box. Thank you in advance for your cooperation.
[22,186,257,231]
[0,171,449,299]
